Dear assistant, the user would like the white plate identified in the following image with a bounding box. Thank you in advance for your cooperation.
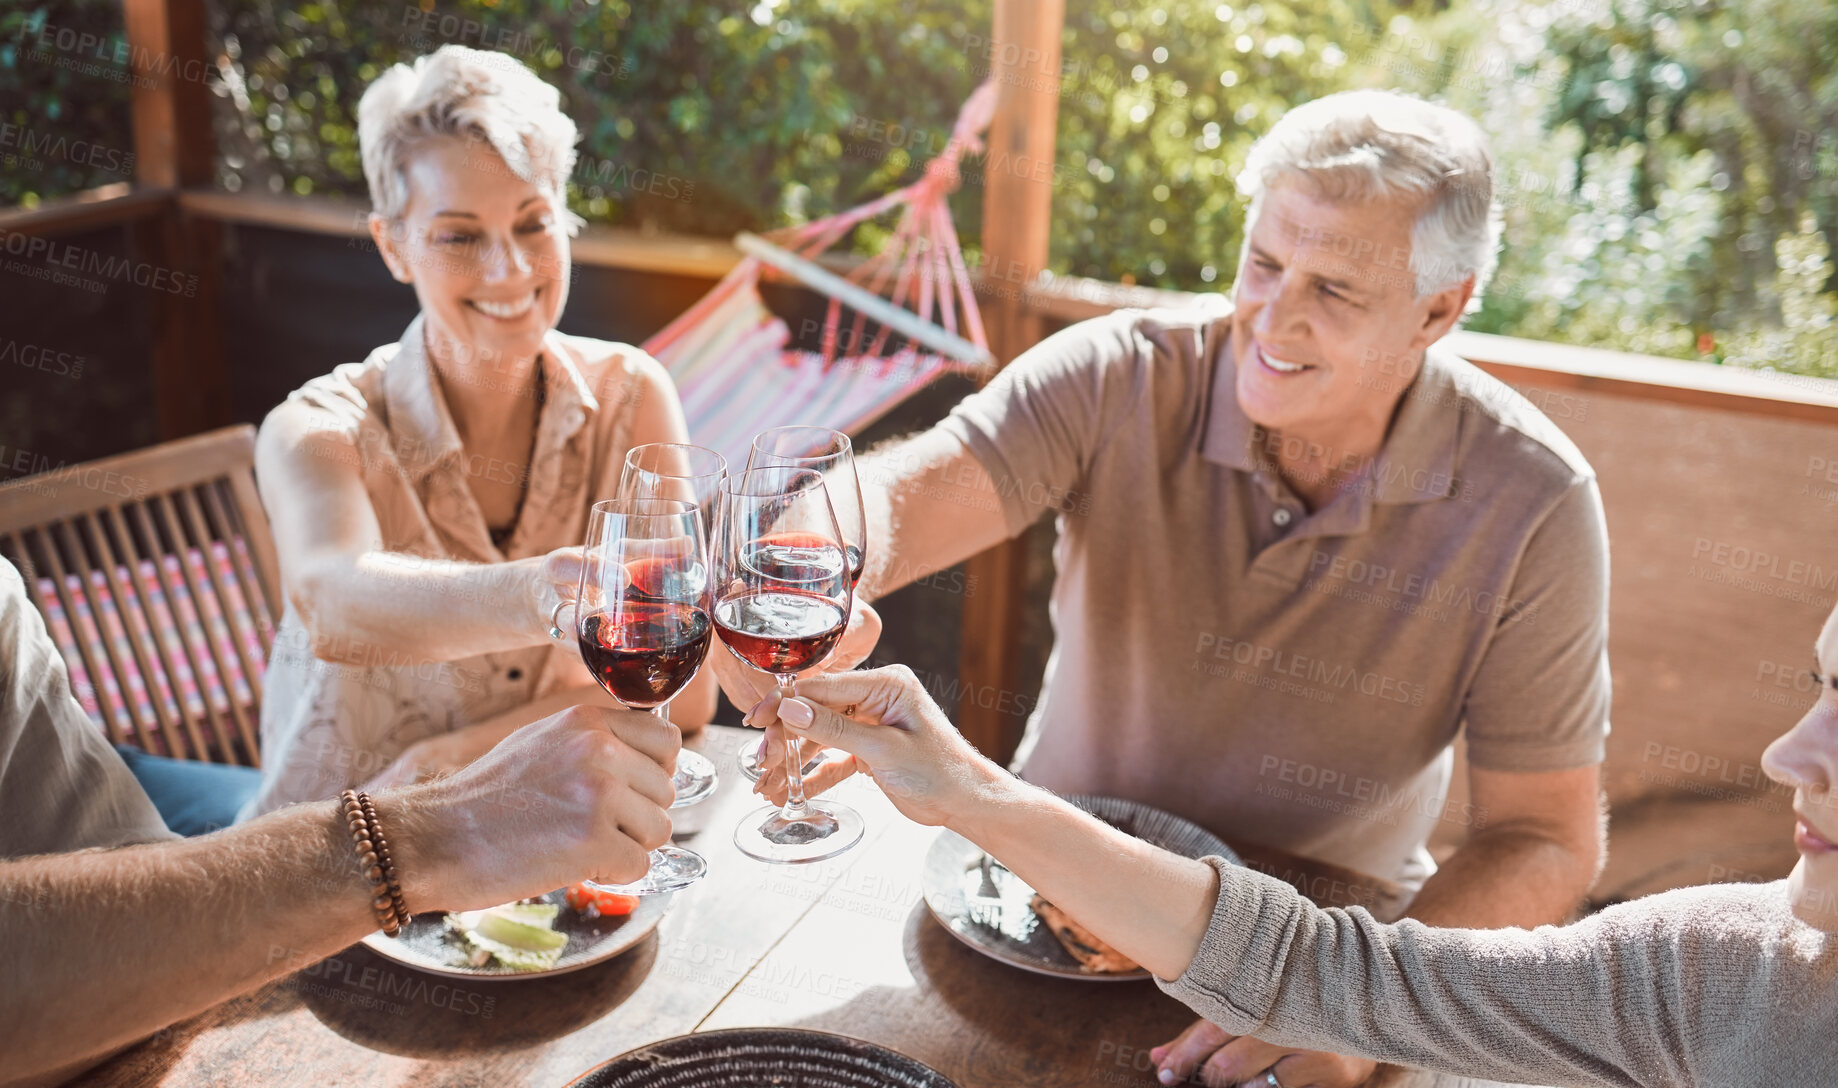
[920,795,1239,981]
[360,888,671,980]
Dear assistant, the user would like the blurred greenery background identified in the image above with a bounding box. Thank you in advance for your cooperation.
[4,0,1833,376]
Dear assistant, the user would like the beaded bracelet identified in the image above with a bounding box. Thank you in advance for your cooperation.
[340,789,410,936]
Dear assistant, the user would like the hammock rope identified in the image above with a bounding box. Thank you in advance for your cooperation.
[641,80,999,468]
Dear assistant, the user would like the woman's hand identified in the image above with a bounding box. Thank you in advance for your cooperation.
[758,665,1000,829]
[537,545,587,640]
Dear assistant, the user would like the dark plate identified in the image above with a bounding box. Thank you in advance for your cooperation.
[920,794,1240,980]
[360,888,670,979]
[565,1027,957,1087]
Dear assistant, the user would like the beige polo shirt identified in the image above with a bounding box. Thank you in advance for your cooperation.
[1,557,176,858]
[939,302,1610,890]
[243,315,654,819]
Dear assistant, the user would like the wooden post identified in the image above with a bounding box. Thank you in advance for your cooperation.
[122,0,229,441]
[958,0,1064,761]
[122,0,214,189]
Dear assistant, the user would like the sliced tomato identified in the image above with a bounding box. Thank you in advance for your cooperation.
[563,883,594,911]
[562,882,639,917]
[592,890,640,916]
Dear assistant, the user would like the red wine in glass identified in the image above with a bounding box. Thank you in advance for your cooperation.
[713,589,846,675]
[579,603,712,708]
[564,496,713,895]
[713,465,863,865]
[844,543,864,588]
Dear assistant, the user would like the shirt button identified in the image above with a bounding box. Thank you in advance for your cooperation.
[1272,508,1294,527]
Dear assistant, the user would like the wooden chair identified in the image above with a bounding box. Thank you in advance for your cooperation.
[0,426,281,766]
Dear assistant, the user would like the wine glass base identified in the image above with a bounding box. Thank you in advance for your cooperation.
[672,750,719,808]
[737,737,767,782]
[587,844,707,895]
[736,739,840,783]
[733,801,864,865]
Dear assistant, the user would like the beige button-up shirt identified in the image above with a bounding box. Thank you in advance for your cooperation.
[243,316,653,819]
[939,303,1611,891]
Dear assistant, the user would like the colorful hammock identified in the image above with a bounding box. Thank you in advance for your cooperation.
[642,81,999,469]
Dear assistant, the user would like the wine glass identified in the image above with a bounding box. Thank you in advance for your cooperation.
[747,426,867,587]
[564,498,712,894]
[711,467,864,864]
[618,443,728,807]
[737,426,867,781]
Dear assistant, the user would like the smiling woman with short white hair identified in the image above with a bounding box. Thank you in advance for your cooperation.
[242,45,715,819]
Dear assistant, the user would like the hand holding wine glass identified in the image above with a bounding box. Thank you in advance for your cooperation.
[757,665,1001,830]
[557,497,714,894]
[735,426,870,783]
[712,467,864,864]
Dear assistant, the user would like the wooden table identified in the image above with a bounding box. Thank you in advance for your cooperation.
[77,726,1413,1088]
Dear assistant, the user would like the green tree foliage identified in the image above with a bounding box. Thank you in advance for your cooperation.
[0,2,137,205]
[1536,0,1838,371]
[208,0,992,241]
[5,0,1835,376]
[1051,1,1413,286]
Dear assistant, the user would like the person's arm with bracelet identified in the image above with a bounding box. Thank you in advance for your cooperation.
[0,704,677,1088]
[762,668,1723,1088]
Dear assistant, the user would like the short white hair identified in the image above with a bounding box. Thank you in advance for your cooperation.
[358,45,580,231]
[1237,90,1501,303]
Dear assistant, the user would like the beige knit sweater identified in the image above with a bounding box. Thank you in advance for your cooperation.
[1159,858,1836,1087]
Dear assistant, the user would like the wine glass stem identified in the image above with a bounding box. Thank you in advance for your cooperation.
[648,705,676,821]
[776,674,813,821]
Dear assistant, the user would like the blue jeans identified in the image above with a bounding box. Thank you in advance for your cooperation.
[114,745,262,836]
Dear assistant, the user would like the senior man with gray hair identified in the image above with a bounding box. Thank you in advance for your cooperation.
[729,89,1610,1088]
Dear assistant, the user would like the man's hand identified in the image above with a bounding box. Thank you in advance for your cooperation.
[399,703,680,912]
[1151,1021,1377,1088]
[367,730,478,789]
[756,665,998,829]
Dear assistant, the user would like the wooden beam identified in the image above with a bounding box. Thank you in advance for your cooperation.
[49,185,1835,428]
[175,188,751,279]
[137,206,230,440]
[958,0,1065,762]
[0,185,163,236]
[121,0,215,188]
[117,0,227,441]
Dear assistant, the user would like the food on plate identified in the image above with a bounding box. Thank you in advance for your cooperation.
[446,901,568,971]
[563,882,640,918]
[1031,894,1140,973]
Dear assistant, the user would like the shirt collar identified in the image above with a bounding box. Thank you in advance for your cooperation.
[1199,315,1258,473]
[1369,343,1464,503]
[382,314,598,483]
[1200,323,1463,505]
